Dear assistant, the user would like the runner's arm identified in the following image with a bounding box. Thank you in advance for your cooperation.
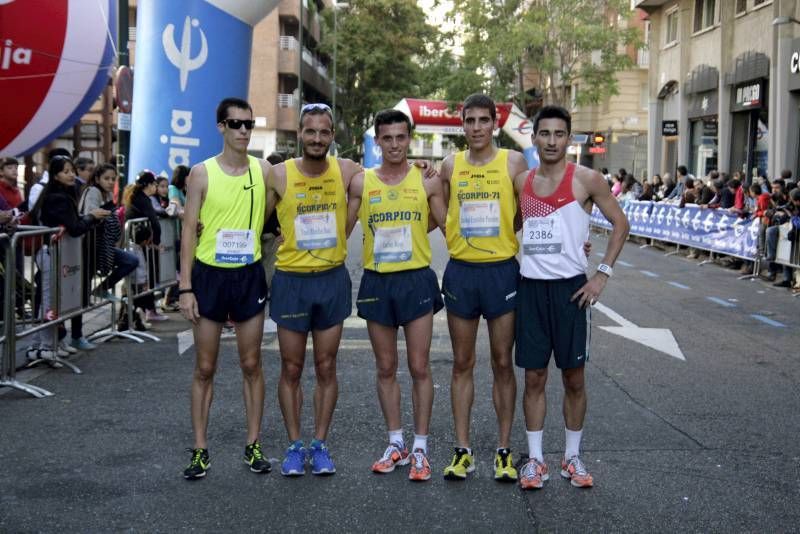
[435,156,454,236]
[346,171,364,238]
[571,171,630,309]
[512,168,528,232]
[425,174,447,234]
[178,164,208,323]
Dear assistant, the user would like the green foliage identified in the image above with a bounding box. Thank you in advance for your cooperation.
[450,0,642,108]
[319,0,443,157]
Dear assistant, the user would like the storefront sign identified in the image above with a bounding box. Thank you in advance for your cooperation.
[687,91,718,119]
[732,81,764,112]
[662,120,678,136]
[703,119,718,136]
[789,38,800,91]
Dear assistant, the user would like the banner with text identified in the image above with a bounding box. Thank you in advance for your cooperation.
[591,200,760,260]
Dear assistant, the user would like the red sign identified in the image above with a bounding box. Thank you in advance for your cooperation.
[588,146,606,154]
[404,99,512,128]
[0,0,115,156]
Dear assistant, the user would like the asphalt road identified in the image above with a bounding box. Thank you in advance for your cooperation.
[1,228,798,532]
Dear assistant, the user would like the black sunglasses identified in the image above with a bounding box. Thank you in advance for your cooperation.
[221,119,256,130]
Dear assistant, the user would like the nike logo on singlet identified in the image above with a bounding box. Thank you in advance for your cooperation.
[243,184,257,191]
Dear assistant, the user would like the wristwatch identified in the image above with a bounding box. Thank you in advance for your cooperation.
[597,263,613,278]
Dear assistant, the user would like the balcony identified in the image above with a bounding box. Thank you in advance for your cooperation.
[279,38,299,75]
[277,94,299,131]
[637,48,649,68]
[278,0,321,42]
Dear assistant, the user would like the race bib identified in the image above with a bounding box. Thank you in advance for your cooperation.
[460,200,500,237]
[373,225,412,263]
[522,213,563,255]
[295,212,337,250]
[215,229,255,264]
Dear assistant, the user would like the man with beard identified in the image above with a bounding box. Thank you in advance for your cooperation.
[513,105,629,490]
[264,103,361,476]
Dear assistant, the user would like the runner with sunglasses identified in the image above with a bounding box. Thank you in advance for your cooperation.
[437,94,530,482]
[179,97,272,480]
[263,103,361,476]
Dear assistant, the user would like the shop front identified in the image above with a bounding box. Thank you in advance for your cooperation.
[727,52,769,183]
[788,37,800,181]
[685,65,719,179]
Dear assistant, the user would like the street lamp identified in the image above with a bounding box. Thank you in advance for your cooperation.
[331,2,349,156]
[773,15,800,26]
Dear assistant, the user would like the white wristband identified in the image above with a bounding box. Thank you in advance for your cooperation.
[597,263,613,277]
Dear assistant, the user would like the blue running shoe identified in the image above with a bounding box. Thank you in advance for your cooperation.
[309,440,336,476]
[281,441,306,476]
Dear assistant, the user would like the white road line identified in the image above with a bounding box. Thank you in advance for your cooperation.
[667,281,690,290]
[706,296,736,308]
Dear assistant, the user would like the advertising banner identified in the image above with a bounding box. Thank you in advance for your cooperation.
[0,0,116,156]
[129,1,274,177]
[591,200,760,260]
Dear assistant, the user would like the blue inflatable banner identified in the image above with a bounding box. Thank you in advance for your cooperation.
[129,1,273,178]
[591,200,760,260]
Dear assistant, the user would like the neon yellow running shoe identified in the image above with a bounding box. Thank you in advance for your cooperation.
[443,447,475,480]
[494,448,518,481]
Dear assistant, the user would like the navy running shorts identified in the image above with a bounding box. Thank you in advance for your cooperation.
[514,274,590,370]
[442,257,519,320]
[269,264,352,332]
[191,260,267,323]
[356,267,444,328]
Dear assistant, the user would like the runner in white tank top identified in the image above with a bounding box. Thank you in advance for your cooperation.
[511,106,629,491]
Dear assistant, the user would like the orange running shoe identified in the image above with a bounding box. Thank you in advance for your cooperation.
[371,443,410,473]
[408,449,431,481]
[560,455,594,488]
[519,458,549,490]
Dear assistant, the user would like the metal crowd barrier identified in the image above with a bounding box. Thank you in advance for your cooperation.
[0,217,180,398]
[591,200,763,278]
[772,222,800,296]
[119,217,179,343]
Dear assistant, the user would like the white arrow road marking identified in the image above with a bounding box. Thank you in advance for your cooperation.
[593,302,685,361]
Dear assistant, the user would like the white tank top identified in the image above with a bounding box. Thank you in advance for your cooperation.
[519,163,590,279]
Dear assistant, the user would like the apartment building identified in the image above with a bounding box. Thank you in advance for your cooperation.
[638,0,800,182]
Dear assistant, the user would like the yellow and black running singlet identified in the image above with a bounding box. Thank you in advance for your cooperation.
[196,155,265,268]
[276,157,347,272]
[359,166,431,273]
[446,149,518,262]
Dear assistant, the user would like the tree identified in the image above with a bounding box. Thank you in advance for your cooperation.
[451,0,641,111]
[318,0,443,158]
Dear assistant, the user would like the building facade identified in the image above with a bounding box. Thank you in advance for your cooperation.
[570,9,651,179]
[638,0,800,182]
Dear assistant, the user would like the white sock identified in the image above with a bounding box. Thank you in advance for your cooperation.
[564,427,583,459]
[388,429,404,448]
[412,434,428,454]
[526,430,544,462]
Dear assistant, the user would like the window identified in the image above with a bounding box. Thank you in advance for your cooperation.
[693,0,716,33]
[665,8,679,45]
[753,0,766,5]
[735,0,747,13]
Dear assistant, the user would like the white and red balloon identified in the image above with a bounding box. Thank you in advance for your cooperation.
[0,0,116,156]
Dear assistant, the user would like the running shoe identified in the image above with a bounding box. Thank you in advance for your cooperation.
[494,448,518,481]
[183,448,210,480]
[281,441,306,476]
[371,442,410,473]
[443,447,475,480]
[561,455,594,488]
[308,440,336,475]
[519,458,549,490]
[408,449,431,482]
[244,441,271,474]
